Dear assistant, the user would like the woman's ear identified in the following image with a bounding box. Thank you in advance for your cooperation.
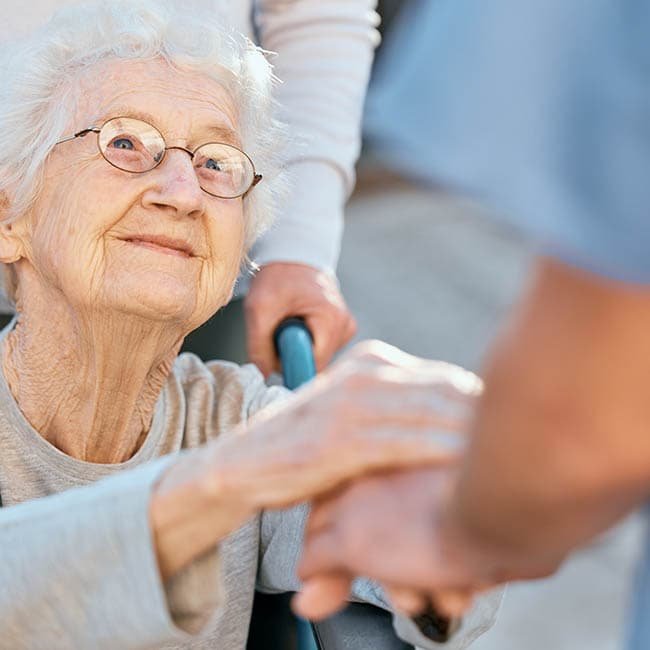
[0,192,25,264]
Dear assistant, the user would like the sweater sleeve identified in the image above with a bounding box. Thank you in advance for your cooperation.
[251,0,380,273]
[0,457,223,650]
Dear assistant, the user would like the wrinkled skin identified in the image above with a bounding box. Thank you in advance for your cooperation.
[0,57,474,589]
[151,340,475,580]
[0,58,246,462]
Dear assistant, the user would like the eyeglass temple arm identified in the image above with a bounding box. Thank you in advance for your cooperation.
[240,174,263,199]
[55,128,100,145]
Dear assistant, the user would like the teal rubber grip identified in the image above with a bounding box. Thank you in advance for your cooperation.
[274,318,316,389]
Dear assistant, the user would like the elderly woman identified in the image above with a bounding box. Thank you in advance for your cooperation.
[0,2,500,648]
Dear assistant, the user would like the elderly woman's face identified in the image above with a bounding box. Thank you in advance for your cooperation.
[20,58,246,328]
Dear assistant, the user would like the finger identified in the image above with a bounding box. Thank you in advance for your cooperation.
[308,313,349,372]
[335,428,464,478]
[340,313,358,349]
[298,528,343,580]
[431,589,475,619]
[334,373,476,426]
[340,340,472,375]
[305,495,344,536]
[338,339,421,368]
[292,572,352,621]
[385,585,429,617]
[293,433,458,507]
[297,368,474,441]
[338,345,483,406]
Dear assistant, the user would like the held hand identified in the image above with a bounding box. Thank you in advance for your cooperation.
[152,341,477,580]
[244,262,357,376]
[294,467,489,620]
[294,571,476,622]
[204,341,476,512]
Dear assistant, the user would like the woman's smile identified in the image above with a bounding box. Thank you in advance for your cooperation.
[121,234,197,259]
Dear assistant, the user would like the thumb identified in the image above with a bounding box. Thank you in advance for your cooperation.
[292,572,352,621]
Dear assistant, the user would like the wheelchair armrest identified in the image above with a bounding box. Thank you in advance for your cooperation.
[247,594,415,650]
[311,603,414,650]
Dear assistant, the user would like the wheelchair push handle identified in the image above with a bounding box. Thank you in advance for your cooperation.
[272,318,319,650]
[269,318,417,650]
[273,317,316,390]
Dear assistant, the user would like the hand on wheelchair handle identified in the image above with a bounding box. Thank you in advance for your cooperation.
[244,262,357,377]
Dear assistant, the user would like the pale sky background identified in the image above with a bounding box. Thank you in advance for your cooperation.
[1,0,232,41]
[1,0,72,40]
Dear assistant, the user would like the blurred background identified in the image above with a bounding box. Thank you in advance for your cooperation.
[2,1,644,648]
[346,2,644,649]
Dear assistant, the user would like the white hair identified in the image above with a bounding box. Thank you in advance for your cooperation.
[0,0,287,252]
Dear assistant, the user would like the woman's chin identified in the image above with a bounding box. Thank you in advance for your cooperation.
[115,295,195,324]
[71,266,230,329]
[102,276,201,324]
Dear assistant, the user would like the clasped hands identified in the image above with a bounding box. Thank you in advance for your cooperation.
[290,342,491,623]
[153,340,495,617]
[245,264,490,618]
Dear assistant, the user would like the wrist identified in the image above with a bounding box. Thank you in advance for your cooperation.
[445,474,560,584]
[436,472,511,586]
[149,447,255,581]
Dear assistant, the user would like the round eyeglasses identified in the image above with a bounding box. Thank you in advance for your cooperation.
[55,116,263,199]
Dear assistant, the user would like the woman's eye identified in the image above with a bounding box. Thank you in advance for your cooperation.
[111,137,136,150]
[205,158,222,171]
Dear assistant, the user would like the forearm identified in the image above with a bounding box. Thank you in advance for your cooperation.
[448,258,650,577]
[0,458,198,649]
[150,440,258,581]
[256,0,378,187]
[252,161,345,272]
[252,0,379,271]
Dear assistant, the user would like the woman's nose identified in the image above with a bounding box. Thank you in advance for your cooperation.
[142,148,205,219]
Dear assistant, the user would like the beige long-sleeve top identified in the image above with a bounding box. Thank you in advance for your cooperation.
[0,349,501,649]
[1,0,379,274]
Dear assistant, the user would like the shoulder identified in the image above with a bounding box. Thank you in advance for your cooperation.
[172,352,289,422]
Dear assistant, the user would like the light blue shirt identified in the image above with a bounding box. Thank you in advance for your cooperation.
[628,514,650,650]
[366,2,650,647]
[365,0,650,283]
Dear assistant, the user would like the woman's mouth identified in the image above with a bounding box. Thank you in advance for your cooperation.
[122,235,195,258]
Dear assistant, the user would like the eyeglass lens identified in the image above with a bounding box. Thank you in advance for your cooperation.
[97,117,254,198]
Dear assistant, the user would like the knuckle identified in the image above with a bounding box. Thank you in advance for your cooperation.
[331,301,351,320]
[351,339,399,365]
[245,287,277,313]
[244,298,269,319]
[340,340,380,365]
[339,367,371,393]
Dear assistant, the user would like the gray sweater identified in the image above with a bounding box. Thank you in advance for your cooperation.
[0,352,501,649]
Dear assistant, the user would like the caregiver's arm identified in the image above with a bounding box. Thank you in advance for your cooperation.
[245,0,378,375]
[449,257,650,579]
[252,0,378,272]
[296,258,650,624]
